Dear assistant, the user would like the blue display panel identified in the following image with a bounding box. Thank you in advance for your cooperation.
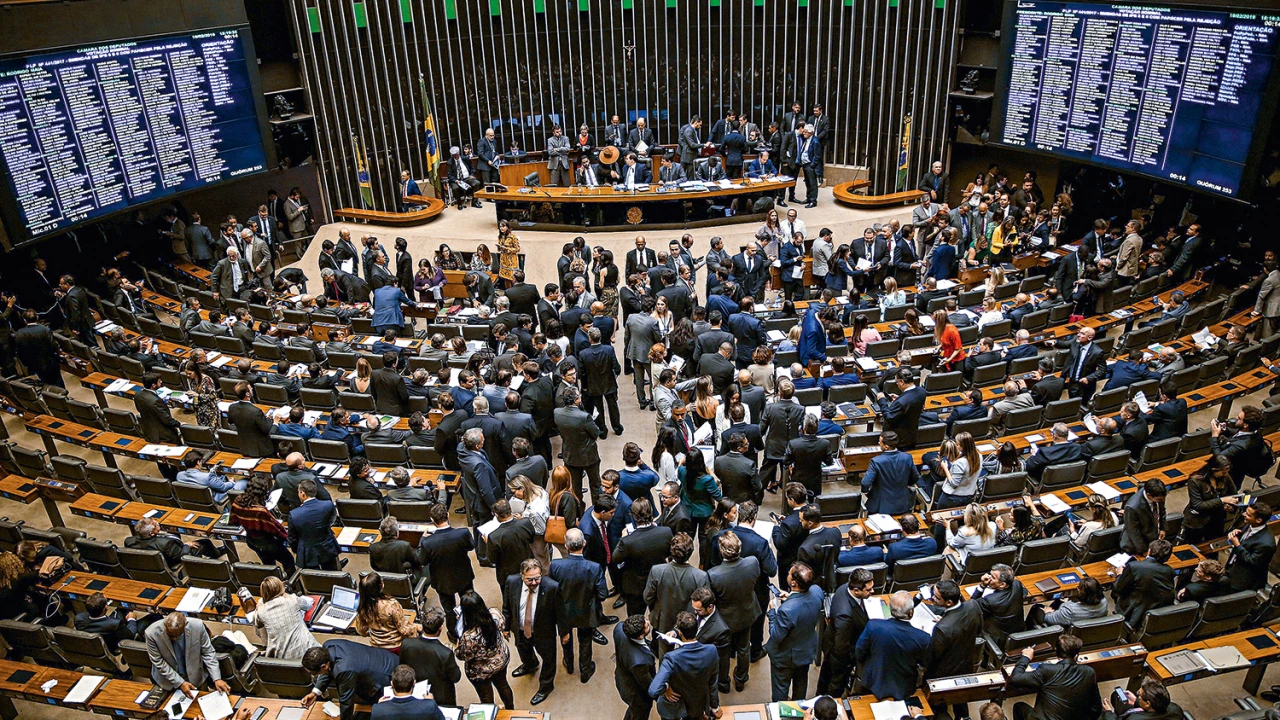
[993,2,1280,201]
[0,28,269,242]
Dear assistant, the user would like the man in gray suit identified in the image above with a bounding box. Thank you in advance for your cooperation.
[211,246,253,302]
[991,380,1036,434]
[626,296,663,409]
[554,386,604,498]
[145,613,230,695]
[546,125,572,187]
[643,533,709,656]
[1254,256,1280,337]
[678,116,708,180]
[706,531,762,692]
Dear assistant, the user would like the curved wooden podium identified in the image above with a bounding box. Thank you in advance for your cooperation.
[333,194,446,226]
[832,180,921,209]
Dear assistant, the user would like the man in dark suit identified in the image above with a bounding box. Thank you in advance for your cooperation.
[288,480,341,570]
[371,665,444,720]
[615,614,657,720]
[861,431,920,516]
[1025,423,1086,481]
[1212,405,1271,491]
[399,610,461,705]
[727,299,767,369]
[487,500,536,600]
[1007,634,1102,720]
[926,581,984,719]
[301,640,398,720]
[555,387,605,497]
[852,228,887,291]
[715,433,760,503]
[417,504,475,640]
[626,237,658,279]
[689,587,733,693]
[1226,502,1275,591]
[502,559,562,705]
[75,591,139,653]
[794,505,842,593]
[977,564,1027,644]
[817,568,873,697]
[855,590,931,701]
[227,381,277,457]
[765,562,824,701]
[272,453,329,515]
[210,248,253,302]
[461,396,511,485]
[1027,359,1066,407]
[370,516,424,582]
[649,611,721,719]
[657,481,695,537]
[579,327,624,436]
[884,515,938,573]
[706,531,762,692]
[125,517,203,570]
[771,484,809,585]
[57,273,93,341]
[947,390,990,435]
[13,309,62,388]
[135,373,181,445]
[962,337,1004,384]
[613,499,674,617]
[458,428,502,529]
[760,381,807,497]
[784,416,832,500]
[697,342,736,396]
[1145,379,1187,442]
[433,393,467,471]
[693,311,735,361]
[1120,480,1167,556]
[877,368,927,449]
[464,270,495,309]
[1064,326,1105,402]
[370,352,411,416]
[1102,678,1183,720]
[1080,417,1125,460]
[519,362,557,465]
[1118,402,1149,460]
[731,245,769,302]
[551,528,609,682]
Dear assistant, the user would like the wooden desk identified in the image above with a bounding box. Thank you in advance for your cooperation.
[925,671,1005,707]
[1078,644,1149,682]
[846,691,933,719]
[832,182,920,209]
[24,414,102,457]
[0,476,39,504]
[25,666,92,707]
[87,678,161,718]
[476,178,796,232]
[70,493,129,521]
[174,261,212,287]
[229,698,327,720]
[115,501,180,524]
[0,660,44,698]
[159,586,253,626]
[1145,627,1280,694]
[44,572,170,611]
[334,196,446,226]
[161,508,224,537]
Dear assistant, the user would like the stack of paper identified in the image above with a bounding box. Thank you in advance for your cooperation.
[232,458,260,471]
[1199,646,1250,670]
[1157,649,1209,674]
[197,692,233,720]
[106,378,134,393]
[164,691,195,720]
[1083,413,1099,434]
[1106,553,1132,568]
[64,675,105,704]
[177,587,216,613]
[856,357,880,372]
[382,679,431,700]
[866,514,902,534]
[1039,494,1071,514]
[870,700,910,720]
[1086,482,1122,501]
[336,527,363,545]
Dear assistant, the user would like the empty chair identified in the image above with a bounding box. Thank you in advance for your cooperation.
[42,390,73,421]
[816,491,861,520]
[217,428,241,452]
[1008,355,1041,376]
[10,446,51,479]
[0,620,65,666]
[828,383,867,405]
[387,502,435,523]
[1004,405,1044,433]
[1087,450,1132,482]
[338,392,375,412]
[215,336,248,356]
[978,472,1028,502]
[86,464,136,500]
[366,443,410,467]
[68,398,106,428]
[1039,460,1087,492]
[132,474,178,505]
[253,341,283,361]
[180,424,218,449]
[990,625,1063,664]
[182,556,239,592]
[117,640,153,680]
[1069,614,1129,651]
[1042,397,1083,425]
[1090,386,1127,417]
[336,498,384,528]
[254,657,317,699]
[254,383,291,406]
[1187,590,1257,640]
[794,387,823,407]
[957,288,986,307]
[971,363,1006,388]
[1177,428,1212,462]
[52,626,128,673]
[903,334,934,351]
[915,423,947,448]
[1019,275,1046,294]
[301,388,338,410]
[887,554,945,592]
[1147,318,1180,345]
[957,324,980,346]
[1073,525,1123,564]
[1018,309,1049,334]
[1015,536,1071,574]
[103,407,141,436]
[866,339,899,359]
[297,569,355,598]
[1122,326,1154,353]
[993,281,1019,301]
[75,537,123,576]
[233,562,290,590]
[952,416,991,440]
[983,319,1013,340]
[118,547,184,585]
[309,438,351,463]
[408,446,444,468]
[1197,356,1230,383]
[1132,436,1181,473]
[1131,603,1199,649]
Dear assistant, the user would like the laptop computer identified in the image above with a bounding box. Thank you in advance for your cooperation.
[313,586,359,630]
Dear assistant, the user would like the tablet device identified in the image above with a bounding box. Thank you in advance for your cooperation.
[6,670,35,684]
[86,579,110,591]
[139,588,162,600]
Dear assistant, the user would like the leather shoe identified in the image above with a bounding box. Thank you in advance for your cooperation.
[511,664,538,678]
[613,426,624,435]
[562,655,574,674]
[612,596,627,609]
[600,615,620,625]
[750,650,767,663]
[580,662,596,684]
[719,684,731,695]
[592,629,610,645]
[472,199,483,208]
[777,199,788,207]
[735,679,747,692]
[805,202,817,208]
[530,691,551,705]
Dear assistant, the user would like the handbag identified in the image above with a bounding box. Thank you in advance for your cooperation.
[1069,313,1085,323]
[37,556,65,582]
[544,516,567,545]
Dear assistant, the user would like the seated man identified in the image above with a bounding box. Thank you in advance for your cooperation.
[837,524,884,567]
[947,390,989,434]
[75,591,139,653]
[788,363,819,391]
[372,664,445,720]
[1008,634,1101,720]
[884,515,938,573]
[1024,423,1084,481]
[370,516,425,582]
[275,405,319,439]
[125,517,210,570]
[815,402,843,437]
[144,612,231,695]
[175,454,246,504]
[386,467,431,503]
[962,337,1003,383]
[1102,678,1182,720]
[1100,349,1161,392]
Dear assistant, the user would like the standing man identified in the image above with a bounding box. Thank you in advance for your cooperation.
[918,160,948,202]
[14,308,63,388]
[612,499,674,617]
[778,125,801,206]
[1116,219,1144,284]
[285,187,310,237]
[477,128,501,185]
[678,116,709,181]
[627,117,657,161]
[765,562,824,701]
[649,612,721,720]
[555,387,605,498]
[926,581,985,720]
[1006,635,1102,720]
[759,380,806,495]
[809,104,830,184]
[614,615,657,720]
[417,504,475,640]
[817,567,872,697]
[136,373,181,445]
[855,592,932,701]
[56,274,93,342]
[144,613,230,695]
[706,531,761,692]
[1226,502,1275,591]
[579,327,624,436]
[1254,255,1280,337]
[550,529,609,683]
[503,559,562,705]
[797,125,820,208]
[644,534,709,649]
[1063,326,1105,403]
[546,125,572,187]
[211,247,252,303]
[288,480,341,571]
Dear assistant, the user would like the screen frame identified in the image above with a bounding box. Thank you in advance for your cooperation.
[0,24,276,249]
[990,0,1280,205]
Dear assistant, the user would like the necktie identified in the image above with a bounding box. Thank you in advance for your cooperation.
[1075,344,1089,379]
[600,520,611,563]
[523,587,535,638]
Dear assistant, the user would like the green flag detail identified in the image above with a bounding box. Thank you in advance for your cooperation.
[307,6,322,32]
[353,1,367,27]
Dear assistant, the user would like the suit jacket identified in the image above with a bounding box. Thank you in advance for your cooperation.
[369,538,423,578]
[644,562,710,633]
[613,525,674,598]
[1065,341,1106,383]
[397,636,461,706]
[1025,441,1085,480]
[658,502,695,538]
[880,385,927,448]
[1081,434,1125,460]
[772,510,807,576]
[978,579,1028,642]
[1030,375,1066,407]
[548,553,607,629]
[135,388,181,444]
[15,324,59,376]
[554,406,603,466]
[228,400,276,457]
[927,600,984,679]
[1256,269,1280,317]
[1119,490,1164,556]
[626,248,659,279]
[314,640,399,720]
[288,498,340,569]
[417,526,475,595]
[714,452,759,503]
[730,253,768,300]
[546,134,572,169]
[855,618,931,700]
[1228,526,1276,591]
[580,343,622,395]
[1007,655,1102,720]
[885,535,939,572]
[1145,398,1188,442]
[372,696,443,720]
[467,273,495,308]
[707,557,762,631]
[618,162,652,186]
[487,518,536,588]
[144,617,220,689]
[861,450,920,515]
[371,367,411,415]
[615,622,657,708]
[697,353,736,395]
[796,527,842,592]
[785,435,831,497]
[1120,417,1149,460]
[211,256,253,297]
[649,641,720,719]
[761,401,806,460]
[502,573,562,647]
[458,447,501,525]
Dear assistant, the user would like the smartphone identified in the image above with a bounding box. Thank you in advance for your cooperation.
[1113,687,1127,706]
[251,708,268,720]
[767,584,783,597]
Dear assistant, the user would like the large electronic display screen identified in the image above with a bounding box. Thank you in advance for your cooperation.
[992,1,1280,201]
[0,27,271,244]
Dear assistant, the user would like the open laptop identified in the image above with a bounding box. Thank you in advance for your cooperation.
[313,586,359,630]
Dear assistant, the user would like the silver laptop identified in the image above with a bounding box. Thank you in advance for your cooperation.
[314,586,359,630]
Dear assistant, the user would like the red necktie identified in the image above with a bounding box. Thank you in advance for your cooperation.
[600,519,611,563]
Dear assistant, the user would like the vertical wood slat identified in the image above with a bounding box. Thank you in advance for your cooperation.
[291,0,957,219]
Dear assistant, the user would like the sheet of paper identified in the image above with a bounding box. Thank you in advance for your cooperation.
[232,458,259,470]
[767,330,787,343]
[340,260,355,274]
[277,708,308,720]
[477,518,501,538]
[693,423,713,445]
[394,339,414,348]
[177,587,215,613]
[322,701,341,717]
[134,690,150,705]
[855,258,872,271]
[336,527,362,545]
[64,675,104,704]
[165,691,195,720]
[1083,413,1098,434]
[1106,552,1132,568]
[1040,494,1071,514]
[935,279,957,291]
[856,357,880,372]
[1024,434,1045,443]
[197,692,233,720]
[866,514,901,534]
[440,709,462,720]
[870,700,909,720]
[910,602,938,635]
[1133,391,1151,415]
[862,597,887,620]
[1086,482,1122,501]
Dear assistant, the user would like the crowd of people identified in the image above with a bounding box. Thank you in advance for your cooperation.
[0,160,1276,720]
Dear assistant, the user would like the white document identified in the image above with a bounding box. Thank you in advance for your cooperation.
[976,442,996,453]
[693,423,713,445]
[64,675,104,704]
[1083,413,1098,434]
[177,587,216,613]
[918,314,936,328]
[1133,390,1151,414]
[337,527,363,545]
[862,597,887,620]
[277,708,308,720]
[767,330,787,343]
[751,519,776,538]
[232,458,260,471]
[1086,482,1122,501]
[197,692,234,720]
[866,514,902,534]
[856,357,880,372]
[394,339,414,348]
[477,518,501,538]
[855,258,873,271]
[340,260,355,274]
[211,356,234,368]
[910,602,938,635]
[165,691,195,720]
[1024,434,1045,443]
[322,701,341,717]
[870,700,910,720]
[1106,552,1133,568]
[1040,494,1071,514]
[1199,646,1250,671]
[440,709,463,720]
[935,279,957,291]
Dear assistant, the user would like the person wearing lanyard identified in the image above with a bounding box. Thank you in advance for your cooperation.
[797,125,819,208]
